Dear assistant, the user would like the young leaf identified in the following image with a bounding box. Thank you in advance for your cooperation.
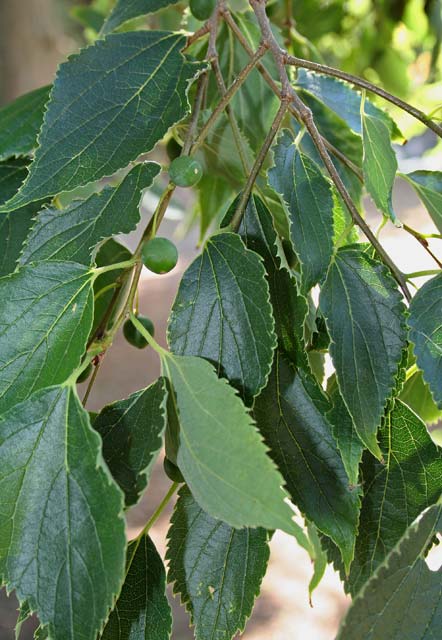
[345,400,442,594]
[0,261,94,414]
[0,33,204,212]
[168,232,276,403]
[361,99,398,223]
[400,369,442,425]
[0,86,50,161]
[167,486,270,640]
[319,246,407,458]
[162,353,297,536]
[101,534,171,640]
[253,352,360,571]
[94,379,167,507]
[402,170,442,233]
[268,130,334,294]
[408,272,442,408]
[101,0,179,35]
[0,385,126,640]
[20,162,160,266]
[337,501,442,639]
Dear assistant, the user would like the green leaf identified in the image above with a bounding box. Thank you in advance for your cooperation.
[361,99,398,223]
[168,232,276,403]
[344,400,442,594]
[327,375,364,486]
[319,246,407,458]
[402,170,442,234]
[0,86,50,161]
[162,353,297,535]
[268,130,334,294]
[253,352,360,571]
[0,385,126,639]
[20,162,159,266]
[307,522,327,603]
[337,500,442,639]
[15,601,31,640]
[1,33,204,212]
[408,272,442,408]
[101,0,179,35]
[101,534,171,640]
[0,160,45,277]
[0,261,94,414]
[400,369,442,425]
[167,486,269,640]
[70,6,106,32]
[233,195,309,369]
[94,379,167,507]
[296,70,401,138]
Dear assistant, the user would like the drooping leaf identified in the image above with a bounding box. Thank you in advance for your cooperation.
[268,129,334,294]
[162,353,298,536]
[319,246,407,458]
[101,534,171,640]
[0,33,204,212]
[402,170,442,233]
[0,385,126,640]
[0,86,50,161]
[337,501,442,639]
[361,99,398,223]
[343,400,442,595]
[101,0,179,35]
[0,261,94,414]
[327,375,364,486]
[306,522,328,603]
[168,232,276,403]
[20,162,160,266]
[167,486,269,640]
[296,69,401,138]
[400,369,442,425]
[408,272,442,408]
[94,379,167,507]
[232,195,309,369]
[0,160,45,276]
[253,352,360,570]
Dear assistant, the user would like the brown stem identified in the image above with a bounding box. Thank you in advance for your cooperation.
[403,223,442,268]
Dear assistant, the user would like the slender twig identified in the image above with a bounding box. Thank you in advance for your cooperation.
[181,73,208,155]
[231,100,289,230]
[82,358,103,406]
[184,22,211,50]
[402,223,442,268]
[249,0,412,302]
[405,269,441,279]
[135,482,179,540]
[284,54,442,138]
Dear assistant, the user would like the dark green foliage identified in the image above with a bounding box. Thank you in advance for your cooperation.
[163,457,185,483]
[123,315,155,349]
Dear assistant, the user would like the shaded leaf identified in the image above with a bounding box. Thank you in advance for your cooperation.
[20,162,159,265]
[101,0,179,35]
[268,130,334,294]
[0,261,94,414]
[408,272,442,408]
[1,33,204,211]
[162,354,298,536]
[307,522,327,603]
[101,534,171,640]
[167,486,269,640]
[319,246,407,457]
[338,501,442,639]
[168,232,276,403]
[401,369,442,425]
[94,379,167,507]
[402,170,442,234]
[253,352,360,570]
[0,385,126,639]
[15,600,31,640]
[0,86,50,161]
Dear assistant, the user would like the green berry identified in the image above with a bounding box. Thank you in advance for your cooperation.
[77,362,93,383]
[166,137,183,161]
[163,458,185,483]
[189,0,216,21]
[169,156,202,187]
[123,315,155,349]
[142,237,178,274]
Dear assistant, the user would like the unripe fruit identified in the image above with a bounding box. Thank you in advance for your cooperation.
[163,458,185,483]
[189,0,216,21]
[169,156,202,187]
[166,137,182,161]
[123,315,155,349]
[77,363,93,383]
[142,237,178,274]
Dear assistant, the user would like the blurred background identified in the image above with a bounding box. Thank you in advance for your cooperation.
[0,1,441,638]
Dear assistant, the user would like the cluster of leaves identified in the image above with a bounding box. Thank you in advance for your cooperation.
[1,1,442,639]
